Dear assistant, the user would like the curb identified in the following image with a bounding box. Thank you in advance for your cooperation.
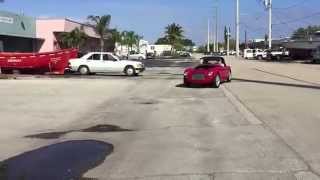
[221,85,263,125]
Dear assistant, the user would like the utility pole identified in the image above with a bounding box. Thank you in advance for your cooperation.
[211,28,214,53]
[207,19,210,53]
[268,0,272,49]
[245,30,247,49]
[264,0,272,49]
[227,27,230,56]
[236,0,240,57]
[215,7,218,52]
[0,0,3,74]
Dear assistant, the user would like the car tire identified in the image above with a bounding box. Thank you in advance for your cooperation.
[79,66,90,75]
[227,71,232,82]
[124,66,136,76]
[138,57,143,60]
[257,56,262,60]
[183,78,190,87]
[213,74,221,88]
[276,55,281,61]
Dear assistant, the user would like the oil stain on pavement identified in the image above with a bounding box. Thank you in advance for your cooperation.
[82,124,132,133]
[25,124,133,139]
[0,140,113,180]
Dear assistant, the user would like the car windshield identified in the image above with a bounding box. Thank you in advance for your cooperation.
[201,57,225,64]
[195,64,217,69]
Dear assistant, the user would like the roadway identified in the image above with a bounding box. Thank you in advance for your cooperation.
[0,57,319,179]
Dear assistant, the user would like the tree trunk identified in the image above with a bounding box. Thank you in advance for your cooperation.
[100,38,104,52]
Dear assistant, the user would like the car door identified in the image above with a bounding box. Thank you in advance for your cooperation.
[86,53,102,72]
[217,63,228,81]
[101,54,120,72]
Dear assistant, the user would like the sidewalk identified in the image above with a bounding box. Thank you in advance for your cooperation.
[226,56,320,86]
[223,56,320,178]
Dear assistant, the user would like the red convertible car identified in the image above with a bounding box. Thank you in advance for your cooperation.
[183,56,232,88]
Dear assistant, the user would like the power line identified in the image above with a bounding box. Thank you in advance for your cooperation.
[273,0,308,10]
[273,11,320,26]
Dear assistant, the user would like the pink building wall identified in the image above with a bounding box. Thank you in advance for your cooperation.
[36,19,99,52]
[36,19,65,52]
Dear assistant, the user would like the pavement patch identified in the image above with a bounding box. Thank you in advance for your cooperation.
[0,140,113,180]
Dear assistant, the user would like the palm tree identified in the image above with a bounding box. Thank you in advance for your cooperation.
[110,29,121,44]
[59,27,87,49]
[87,15,111,52]
[164,23,184,51]
[135,34,143,53]
[126,31,136,52]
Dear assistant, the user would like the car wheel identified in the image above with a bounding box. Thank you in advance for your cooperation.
[276,55,281,61]
[138,57,143,60]
[79,66,90,75]
[125,66,136,76]
[213,74,221,88]
[183,78,190,87]
[257,56,262,60]
[227,71,232,82]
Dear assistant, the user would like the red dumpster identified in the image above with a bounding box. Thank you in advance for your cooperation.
[0,49,78,75]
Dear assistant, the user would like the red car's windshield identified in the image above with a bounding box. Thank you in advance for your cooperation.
[195,64,221,69]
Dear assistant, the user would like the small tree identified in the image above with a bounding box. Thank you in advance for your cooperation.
[155,37,169,45]
[164,23,184,52]
[264,34,268,49]
[59,27,87,49]
[292,25,320,39]
[224,26,228,49]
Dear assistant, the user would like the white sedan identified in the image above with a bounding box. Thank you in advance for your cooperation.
[128,53,146,60]
[68,52,145,76]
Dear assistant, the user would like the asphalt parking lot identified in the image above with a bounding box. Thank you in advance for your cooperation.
[1,57,320,180]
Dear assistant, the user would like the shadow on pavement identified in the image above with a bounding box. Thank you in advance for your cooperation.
[25,124,134,140]
[176,83,218,89]
[0,140,113,180]
[233,78,320,90]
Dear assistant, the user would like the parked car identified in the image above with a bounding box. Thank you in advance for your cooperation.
[266,49,290,60]
[253,49,267,60]
[177,51,192,57]
[243,49,254,59]
[183,56,232,88]
[128,53,146,60]
[68,52,145,76]
[146,52,155,59]
[229,50,236,56]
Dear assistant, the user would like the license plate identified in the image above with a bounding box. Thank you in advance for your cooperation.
[192,74,205,80]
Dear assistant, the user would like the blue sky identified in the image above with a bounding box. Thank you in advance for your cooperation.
[1,0,320,45]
